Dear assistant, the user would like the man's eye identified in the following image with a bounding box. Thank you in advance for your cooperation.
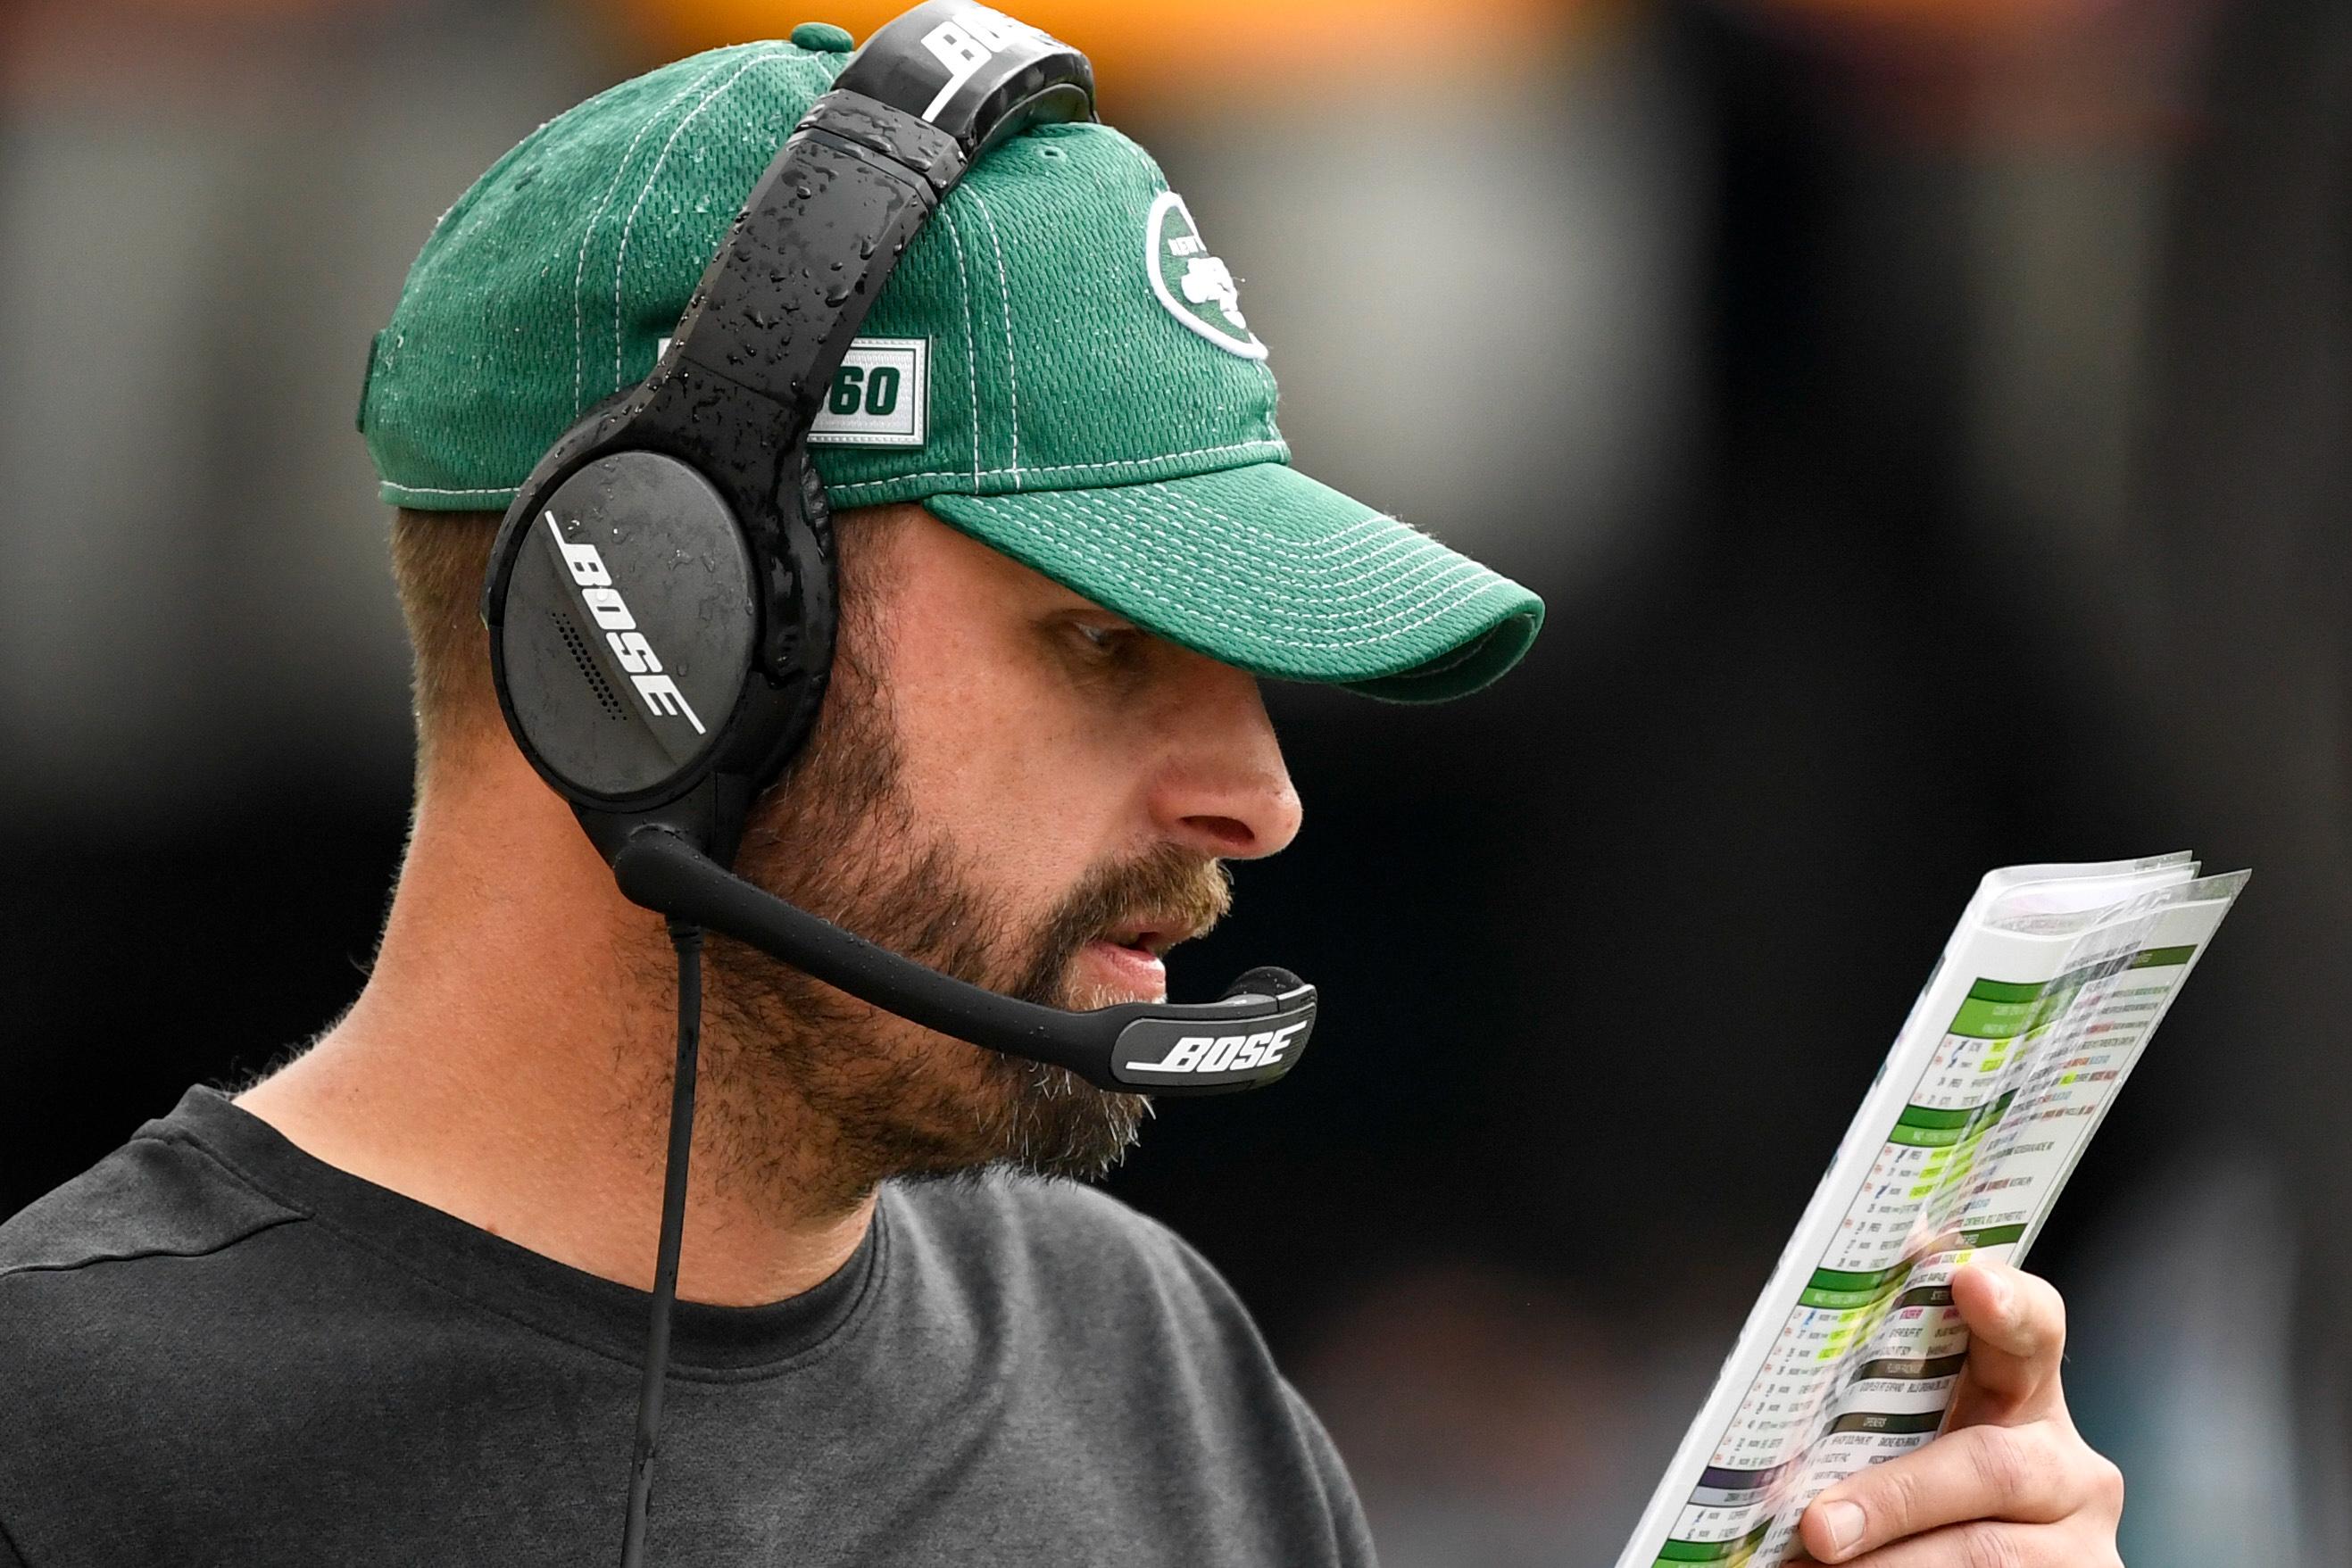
[1067,619,1139,660]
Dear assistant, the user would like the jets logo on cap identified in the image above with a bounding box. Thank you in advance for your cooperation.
[1145,191,1267,361]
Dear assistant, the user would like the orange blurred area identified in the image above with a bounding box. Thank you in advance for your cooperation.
[594,0,1600,97]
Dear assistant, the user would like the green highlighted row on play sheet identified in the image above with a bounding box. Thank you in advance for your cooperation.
[1891,1091,2010,1135]
[1887,1091,2014,1148]
[1655,1522,1771,1563]
[1947,948,2196,1038]
[1799,1225,2028,1308]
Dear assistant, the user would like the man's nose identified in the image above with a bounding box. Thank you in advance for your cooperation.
[1148,654,1303,861]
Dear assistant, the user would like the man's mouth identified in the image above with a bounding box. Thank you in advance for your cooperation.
[1076,916,1201,1003]
[1102,917,1190,958]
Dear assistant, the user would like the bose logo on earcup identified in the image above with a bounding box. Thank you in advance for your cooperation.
[544,512,706,735]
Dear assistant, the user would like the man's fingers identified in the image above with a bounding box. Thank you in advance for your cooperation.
[1796,1423,2090,1563]
[1794,1518,2123,1568]
[1948,1262,2066,1421]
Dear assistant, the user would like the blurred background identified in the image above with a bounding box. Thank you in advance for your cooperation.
[5,0,2348,1562]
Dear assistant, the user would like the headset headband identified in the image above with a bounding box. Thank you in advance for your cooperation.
[662,6,1096,444]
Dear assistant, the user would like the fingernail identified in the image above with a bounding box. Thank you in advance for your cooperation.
[1819,1499,1865,1557]
[1982,1268,2014,1318]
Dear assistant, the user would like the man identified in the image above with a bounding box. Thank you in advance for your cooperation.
[0,21,2123,1567]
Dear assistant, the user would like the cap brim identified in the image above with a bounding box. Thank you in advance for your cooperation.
[922,463,1543,703]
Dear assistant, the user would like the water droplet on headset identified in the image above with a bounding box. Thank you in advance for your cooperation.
[823,283,852,305]
[857,236,876,259]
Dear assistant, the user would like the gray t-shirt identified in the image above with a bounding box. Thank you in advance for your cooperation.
[0,1088,1374,1566]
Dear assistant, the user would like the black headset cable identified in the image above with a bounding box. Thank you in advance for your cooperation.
[619,918,704,1568]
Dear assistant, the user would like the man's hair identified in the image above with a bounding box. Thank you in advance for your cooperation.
[387,510,503,776]
[386,506,902,782]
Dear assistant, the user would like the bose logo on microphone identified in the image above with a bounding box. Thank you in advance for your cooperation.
[1126,1022,1309,1077]
[544,513,706,734]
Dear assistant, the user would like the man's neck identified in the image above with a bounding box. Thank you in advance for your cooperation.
[236,743,875,1307]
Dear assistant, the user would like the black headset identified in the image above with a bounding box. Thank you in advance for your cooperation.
[475,6,1319,1559]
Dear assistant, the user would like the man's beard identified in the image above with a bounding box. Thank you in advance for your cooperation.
[689,623,1230,1212]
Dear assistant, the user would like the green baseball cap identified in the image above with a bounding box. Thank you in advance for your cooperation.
[360,29,1542,701]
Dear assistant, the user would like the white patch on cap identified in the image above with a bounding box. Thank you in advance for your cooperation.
[808,338,929,448]
[1145,191,1268,361]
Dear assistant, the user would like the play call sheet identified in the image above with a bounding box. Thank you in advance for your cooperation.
[1615,855,2247,1568]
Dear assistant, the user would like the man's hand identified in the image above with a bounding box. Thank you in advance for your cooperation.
[1796,1261,2124,1566]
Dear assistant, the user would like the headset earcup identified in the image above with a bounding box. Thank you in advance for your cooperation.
[485,422,843,873]
[492,452,760,804]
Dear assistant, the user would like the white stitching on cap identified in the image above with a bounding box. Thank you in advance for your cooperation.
[573,54,734,417]
[967,187,1020,485]
[990,495,1515,648]
[1002,512,1512,651]
[1148,486,1473,596]
[611,48,791,393]
[1000,483,1482,615]
[1152,487,1393,565]
[1105,548,1502,649]
[1143,482,1478,596]
[820,440,1291,497]
[1253,582,1508,650]
[1046,482,1393,572]
[1020,483,1500,619]
[1034,485,1493,619]
[387,485,514,497]
[938,207,982,485]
